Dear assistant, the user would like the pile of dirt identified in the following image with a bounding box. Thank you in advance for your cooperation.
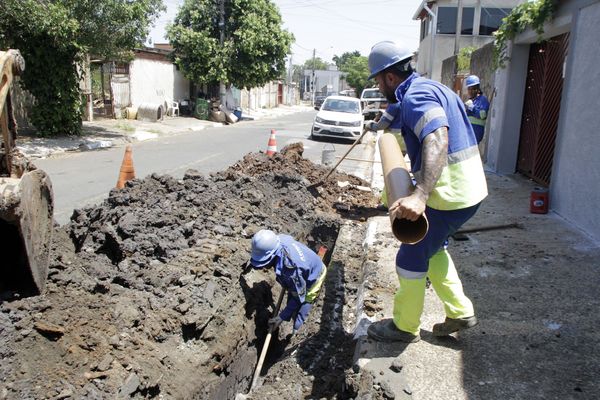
[0,144,374,399]
[228,143,379,219]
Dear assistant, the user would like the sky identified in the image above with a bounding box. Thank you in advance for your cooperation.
[148,0,422,65]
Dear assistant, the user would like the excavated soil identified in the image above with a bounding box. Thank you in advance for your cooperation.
[0,144,376,399]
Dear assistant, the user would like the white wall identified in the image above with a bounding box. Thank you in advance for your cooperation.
[486,0,600,241]
[485,42,529,173]
[240,82,281,111]
[551,0,600,242]
[129,58,189,108]
[415,0,522,80]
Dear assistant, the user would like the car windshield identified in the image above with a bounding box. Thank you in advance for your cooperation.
[322,99,359,113]
[362,90,384,99]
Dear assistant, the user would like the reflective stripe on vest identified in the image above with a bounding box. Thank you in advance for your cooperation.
[468,115,486,126]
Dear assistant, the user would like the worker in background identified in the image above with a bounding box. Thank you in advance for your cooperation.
[464,75,489,144]
[249,229,327,333]
[365,102,404,210]
[365,41,488,343]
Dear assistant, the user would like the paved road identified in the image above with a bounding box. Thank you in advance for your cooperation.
[35,110,374,225]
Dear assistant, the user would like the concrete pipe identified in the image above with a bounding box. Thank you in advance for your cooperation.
[378,133,428,244]
[136,103,163,122]
[126,107,138,120]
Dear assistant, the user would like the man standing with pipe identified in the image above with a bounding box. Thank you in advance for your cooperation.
[366,41,488,343]
[249,230,327,333]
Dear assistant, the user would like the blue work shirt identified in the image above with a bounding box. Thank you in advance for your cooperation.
[274,235,324,329]
[377,102,402,133]
[466,94,489,143]
[394,72,487,210]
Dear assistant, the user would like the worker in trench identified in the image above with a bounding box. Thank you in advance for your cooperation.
[366,41,488,343]
[249,229,327,334]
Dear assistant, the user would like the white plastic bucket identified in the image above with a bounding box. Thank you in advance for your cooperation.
[321,144,336,166]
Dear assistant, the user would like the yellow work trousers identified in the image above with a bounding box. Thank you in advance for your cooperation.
[393,249,474,335]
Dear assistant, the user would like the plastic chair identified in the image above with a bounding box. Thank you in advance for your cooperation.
[170,100,180,117]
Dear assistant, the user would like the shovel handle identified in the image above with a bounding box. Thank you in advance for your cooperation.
[250,287,286,390]
[321,129,368,182]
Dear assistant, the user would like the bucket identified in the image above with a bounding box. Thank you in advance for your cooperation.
[530,187,549,214]
[321,144,336,166]
[126,107,137,120]
[194,99,210,120]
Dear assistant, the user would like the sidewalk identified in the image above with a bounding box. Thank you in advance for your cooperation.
[347,152,600,398]
[15,105,313,159]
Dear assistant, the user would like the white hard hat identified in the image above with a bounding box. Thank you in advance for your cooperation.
[250,230,281,268]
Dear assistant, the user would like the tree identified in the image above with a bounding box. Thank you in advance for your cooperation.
[332,51,361,70]
[290,64,304,83]
[0,0,164,136]
[338,54,370,96]
[303,57,329,71]
[457,46,477,73]
[168,0,293,89]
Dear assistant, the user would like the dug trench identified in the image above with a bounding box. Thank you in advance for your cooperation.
[0,143,379,399]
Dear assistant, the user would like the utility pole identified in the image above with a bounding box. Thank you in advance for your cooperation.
[287,54,293,105]
[311,48,316,106]
[218,0,226,105]
[454,0,463,55]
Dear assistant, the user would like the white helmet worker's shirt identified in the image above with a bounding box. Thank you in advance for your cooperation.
[274,235,323,303]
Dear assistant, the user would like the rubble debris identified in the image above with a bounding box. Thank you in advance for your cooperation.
[0,144,373,399]
[33,321,65,339]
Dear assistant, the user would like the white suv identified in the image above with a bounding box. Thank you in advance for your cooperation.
[360,87,387,120]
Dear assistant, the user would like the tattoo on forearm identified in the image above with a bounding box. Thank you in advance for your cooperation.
[416,127,448,198]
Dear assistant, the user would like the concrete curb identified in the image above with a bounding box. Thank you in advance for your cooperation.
[16,106,312,159]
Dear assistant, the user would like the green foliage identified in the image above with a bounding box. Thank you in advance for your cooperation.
[457,46,477,72]
[332,51,361,70]
[339,55,370,96]
[0,0,163,136]
[168,0,293,89]
[494,0,557,68]
[290,64,304,83]
[303,57,329,71]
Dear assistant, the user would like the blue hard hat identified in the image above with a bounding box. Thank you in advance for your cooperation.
[466,75,480,87]
[250,230,281,268]
[368,41,414,80]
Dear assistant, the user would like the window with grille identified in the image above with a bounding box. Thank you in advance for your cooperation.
[479,7,511,36]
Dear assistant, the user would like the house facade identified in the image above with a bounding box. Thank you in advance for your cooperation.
[88,47,191,119]
[129,48,190,110]
[413,0,522,81]
[303,66,348,98]
[486,0,600,242]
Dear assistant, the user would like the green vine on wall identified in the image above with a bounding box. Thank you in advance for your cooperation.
[493,0,557,68]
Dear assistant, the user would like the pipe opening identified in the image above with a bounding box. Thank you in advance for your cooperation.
[0,219,39,300]
[391,214,429,244]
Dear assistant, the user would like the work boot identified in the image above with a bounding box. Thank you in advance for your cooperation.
[432,316,478,337]
[367,319,420,343]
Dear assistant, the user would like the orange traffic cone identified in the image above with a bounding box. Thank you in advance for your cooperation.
[116,145,136,189]
[266,129,277,156]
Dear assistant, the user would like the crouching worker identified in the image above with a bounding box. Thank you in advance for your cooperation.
[249,229,327,334]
